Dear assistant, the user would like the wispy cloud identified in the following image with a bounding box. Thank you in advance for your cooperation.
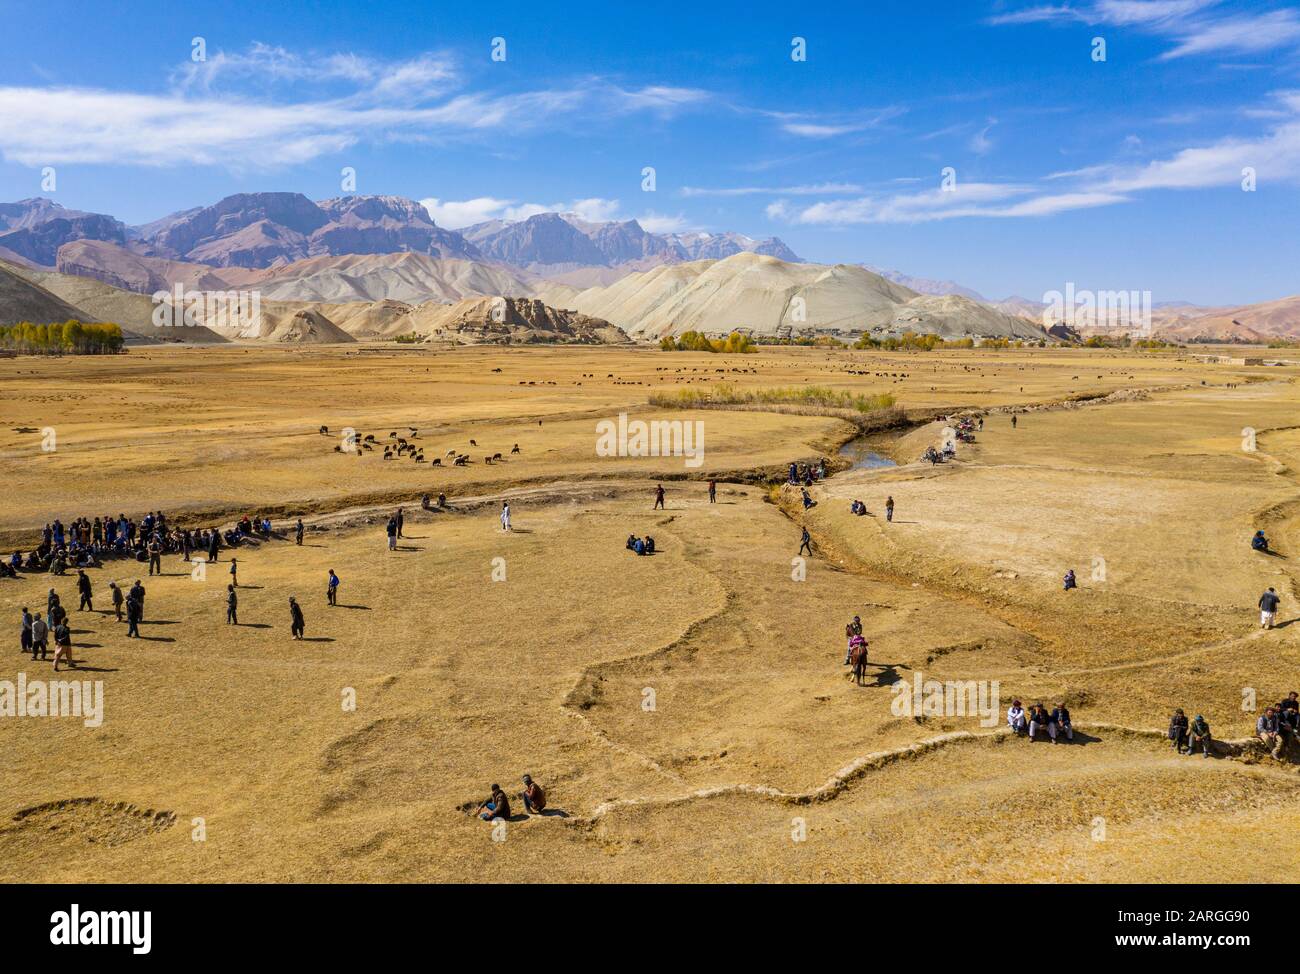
[678,182,862,197]
[761,106,906,139]
[419,196,623,228]
[989,1,1300,60]
[767,89,1300,224]
[0,45,711,169]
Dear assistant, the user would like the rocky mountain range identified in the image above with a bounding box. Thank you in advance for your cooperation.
[2,192,1298,344]
[0,194,800,279]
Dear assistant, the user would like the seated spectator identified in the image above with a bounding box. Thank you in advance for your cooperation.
[644,536,655,555]
[476,783,511,822]
[1007,699,1027,736]
[1257,707,1284,758]
[1051,703,1073,742]
[1279,692,1299,734]
[1063,569,1077,591]
[520,774,546,815]
[634,537,645,556]
[1168,708,1189,753]
[1188,714,1213,758]
[626,534,637,551]
[1252,530,1269,552]
[1027,702,1055,741]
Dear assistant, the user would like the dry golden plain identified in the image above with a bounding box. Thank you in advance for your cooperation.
[0,343,1298,882]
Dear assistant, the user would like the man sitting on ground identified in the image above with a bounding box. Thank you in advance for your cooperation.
[520,775,546,815]
[1051,703,1073,742]
[477,784,511,822]
[1028,702,1055,741]
[1252,530,1270,552]
[1168,708,1189,754]
[1258,707,1285,758]
[1188,714,1213,758]
[1007,699,1027,736]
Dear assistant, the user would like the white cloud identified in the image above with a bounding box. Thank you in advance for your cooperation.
[636,211,692,233]
[421,197,521,227]
[566,198,622,222]
[970,118,997,155]
[679,182,862,197]
[419,196,624,228]
[0,46,712,170]
[989,1,1300,59]
[782,122,863,138]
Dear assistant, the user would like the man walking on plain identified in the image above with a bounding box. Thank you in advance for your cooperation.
[1260,587,1281,629]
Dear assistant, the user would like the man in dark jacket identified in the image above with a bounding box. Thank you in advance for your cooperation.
[1258,707,1284,758]
[1259,587,1281,629]
[1051,704,1073,742]
[125,594,141,639]
[289,597,305,640]
[1028,703,1055,741]
[1168,709,1189,753]
[1188,715,1212,758]
[76,570,93,611]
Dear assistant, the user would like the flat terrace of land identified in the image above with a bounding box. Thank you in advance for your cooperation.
[0,343,1242,542]
[0,344,1297,882]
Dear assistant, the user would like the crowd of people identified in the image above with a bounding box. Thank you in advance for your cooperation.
[5,511,293,579]
[626,534,656,556]
[1006,700,1074,742]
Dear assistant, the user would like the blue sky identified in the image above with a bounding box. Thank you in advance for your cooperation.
[1,0,1298,304]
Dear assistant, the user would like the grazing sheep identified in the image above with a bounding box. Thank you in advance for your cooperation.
[383,450,393,460]
[319,425,329,435]
[484,455,493,464]
[432,457,442,466]
[445,449,457,457]
[492,452,502,461]
[470,439,477,446]
[333,445,342,452]
[511,444,520,454]
[362,443,373,451]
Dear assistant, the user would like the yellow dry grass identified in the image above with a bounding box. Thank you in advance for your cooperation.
[0,343,1297,882]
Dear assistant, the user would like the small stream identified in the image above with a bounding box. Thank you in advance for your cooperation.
[838,436,899,470]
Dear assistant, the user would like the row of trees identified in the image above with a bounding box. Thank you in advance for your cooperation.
[658,330,758,353]
[0,320,125,355]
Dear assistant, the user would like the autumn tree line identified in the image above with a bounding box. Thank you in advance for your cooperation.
[0,320,125,355]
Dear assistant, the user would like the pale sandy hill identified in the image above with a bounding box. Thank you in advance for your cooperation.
[547,252,1034,339]
[404,295,627,344]
[889,294,1049,339]
[10,262,226,343]
[0,261,95,327]
[249,253,537,304]
[194,300,354,343]
[312,298,415,338]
